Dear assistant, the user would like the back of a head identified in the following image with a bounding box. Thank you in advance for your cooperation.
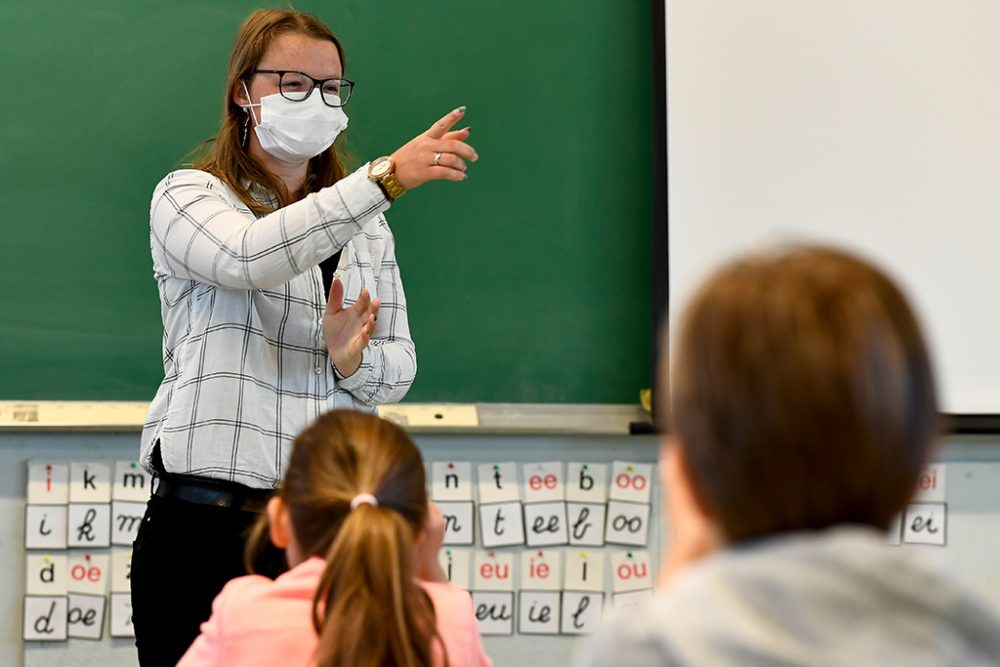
[669,245,939,542]
[281,410,436,667]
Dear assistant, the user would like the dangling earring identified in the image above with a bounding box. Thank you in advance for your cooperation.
[241,112,250,148]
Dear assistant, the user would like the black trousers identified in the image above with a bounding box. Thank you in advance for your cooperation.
[130,494,285,667]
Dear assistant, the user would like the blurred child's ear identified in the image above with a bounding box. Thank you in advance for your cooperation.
[267,496,292,550]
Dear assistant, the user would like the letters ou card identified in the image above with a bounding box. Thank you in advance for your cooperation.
[24,596,68,642]
[520,550,562,591]
[561,592,604,635]
[522,461,565,502]
[524,502,568,547]
[564,550,605,592]
[111,501,146,546]
[479,502,525,548]
[472,592,514,636]
[68,552,109,595]
[439,548,471,590]
[605,501,650,546]
[566,462,608,503]
[903,502,947,546]
[438,501,475,546]
[609,461,653,503]
[68,503,111,548]
[518,591,560,635]
[113,461,151,501]
[473,551,515,591]
[26,554,68,596]
[110,593,134,637]
[612,589,653,611]
[567,502,606,546]
[25,505,69,550]
[69,462,112,503]
[27,462,69,505]
[610,550,653,593]
[68,594,106,640]
[111,548,132,593]
[912,464,946,502]
[477,462,520,503]
[431,461,473,501]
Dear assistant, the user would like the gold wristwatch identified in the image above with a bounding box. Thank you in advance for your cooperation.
[368,156,405,202]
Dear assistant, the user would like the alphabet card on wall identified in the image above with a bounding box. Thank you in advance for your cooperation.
[518,590,560,635]
[524,502,568,547]
[26,554,68,596]
[913,464,946,503]
[432,461,473,501]
[68,594,105,640]
[566,463,608,503]
[564,550,605,593]
[473,551,515,636]
[109,593,134,638]
[439,548,471,589]
[27,462,69,504]
[567,503,606,546]
[69,462,112,503]
[611,549,654,612]
[68,503,111,548]
[561,591,604,635]
[605,501,650,546]
[24,596,68,642]
[112,461,151,502]
[610,550,652,593]
[111,548,132,594]
[111,501,146,546]
[480,502,525,548]
[67,552,108,595]
[609,461,653,504]
[25,505,68,550]
[477,463,520,503]
[520,550,562,591]
[438,501,475,546]
[522,462,564,503]
[886,514,903,546]
[474,551,514,591]
[903,502,947,546]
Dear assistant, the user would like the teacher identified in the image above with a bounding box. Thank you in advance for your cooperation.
[130,9,477,666]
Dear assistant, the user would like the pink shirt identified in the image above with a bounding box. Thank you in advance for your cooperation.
[178,557,492,667]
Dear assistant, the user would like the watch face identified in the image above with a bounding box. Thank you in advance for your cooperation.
[371,157,392,178]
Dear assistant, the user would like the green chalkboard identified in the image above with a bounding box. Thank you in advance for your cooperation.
[0,1,652,403]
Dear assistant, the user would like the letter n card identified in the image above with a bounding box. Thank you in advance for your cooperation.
[431,462,473,501]
[438,501,475,546]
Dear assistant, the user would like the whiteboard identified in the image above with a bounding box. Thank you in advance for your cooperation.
[666,1,1000,414]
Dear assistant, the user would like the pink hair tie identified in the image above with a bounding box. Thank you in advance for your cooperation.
[350,493,379,510]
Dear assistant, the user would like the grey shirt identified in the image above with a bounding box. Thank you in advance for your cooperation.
[580,527,1000,666]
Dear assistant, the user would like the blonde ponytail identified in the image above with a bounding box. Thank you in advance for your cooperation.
[313,504,436,667]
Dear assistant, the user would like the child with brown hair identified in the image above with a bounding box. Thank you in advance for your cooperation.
[178,410,491,667]
[582,246,1000,666]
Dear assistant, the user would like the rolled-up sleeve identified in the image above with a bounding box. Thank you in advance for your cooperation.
[335,215,417,405]
[150,166,390,290]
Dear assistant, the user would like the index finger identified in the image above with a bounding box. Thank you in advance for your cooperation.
[425,106,467,140]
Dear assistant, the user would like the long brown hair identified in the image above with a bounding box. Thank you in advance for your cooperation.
[246,410,440,667]
[668,246,939,541]
[193,9,349,215]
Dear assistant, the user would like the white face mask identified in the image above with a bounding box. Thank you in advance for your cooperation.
[241,81,349,163]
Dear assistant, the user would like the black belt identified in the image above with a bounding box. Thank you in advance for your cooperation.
[153,474,273,513]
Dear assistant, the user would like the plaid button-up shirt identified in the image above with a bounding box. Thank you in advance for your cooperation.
[140,166,416,488]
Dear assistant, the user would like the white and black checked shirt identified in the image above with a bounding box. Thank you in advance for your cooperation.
[140,165,416,488]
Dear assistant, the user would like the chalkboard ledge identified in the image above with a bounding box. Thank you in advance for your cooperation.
[0,401,652,436]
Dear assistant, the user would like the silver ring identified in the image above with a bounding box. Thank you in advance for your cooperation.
[433,152,442,166]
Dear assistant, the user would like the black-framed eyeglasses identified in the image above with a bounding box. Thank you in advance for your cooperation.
[252,69,355,107]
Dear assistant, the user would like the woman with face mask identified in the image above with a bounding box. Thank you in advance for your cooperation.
[130,9,477,666]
